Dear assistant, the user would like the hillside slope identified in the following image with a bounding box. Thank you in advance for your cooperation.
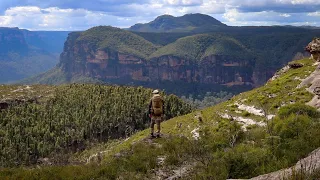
[129,13,227,33]
[78,26,159,59]
[2,58,320,179]
[150,34,253,61]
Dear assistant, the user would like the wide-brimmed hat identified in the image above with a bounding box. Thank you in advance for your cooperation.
[152,89,159,94]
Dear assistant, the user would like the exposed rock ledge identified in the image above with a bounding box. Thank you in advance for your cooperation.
[306,37,320,61]
[298,62,320,110]
[228,148,320,180]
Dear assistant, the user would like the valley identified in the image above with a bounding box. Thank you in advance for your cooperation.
[0,13,320,180]
[0,28,69,84]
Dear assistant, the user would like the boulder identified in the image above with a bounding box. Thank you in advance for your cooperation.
[306,38,320,61]
[288,62,303,69]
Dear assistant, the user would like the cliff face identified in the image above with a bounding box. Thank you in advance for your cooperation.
[22,30,69,54]
[0,28,28,56]
[59,37,255,87]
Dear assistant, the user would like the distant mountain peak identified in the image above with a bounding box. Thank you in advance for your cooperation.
[129,13,226,33]
[154,14,174,19]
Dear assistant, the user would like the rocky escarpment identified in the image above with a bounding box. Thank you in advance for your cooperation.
[57,31,255,88]
[60,44,254,86]
[33,25,320,92]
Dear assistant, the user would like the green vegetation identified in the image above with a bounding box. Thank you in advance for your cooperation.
[236,58,315,114]
[285,167,320,180]
[1,58,319,179]
[1,104,319,179]
[78,26,159,59]
[23,17,320,98]
[149,34,253,61]
[181,91,234,109]
[21,67,105,85]
[0,84,191,167]
[0,52,59,84]
[129,13,226,33]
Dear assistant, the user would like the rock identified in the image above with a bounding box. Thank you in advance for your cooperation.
[194,112,203,123]
[288,62,303,69]
[37,158,52,166]
[176,122,182,129]
[114,153,123,158]
[0,102,9,110]
[157,156,166,166]
[306,37,320,61]
[269,65,290,81]
[298,63,320,110]
[251,148,320,180]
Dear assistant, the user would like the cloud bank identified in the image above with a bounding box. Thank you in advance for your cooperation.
[0,0,319,30]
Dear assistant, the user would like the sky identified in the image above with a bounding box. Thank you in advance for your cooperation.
[0,0,319,31]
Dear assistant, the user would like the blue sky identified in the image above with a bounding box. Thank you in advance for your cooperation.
[0,0,319,30]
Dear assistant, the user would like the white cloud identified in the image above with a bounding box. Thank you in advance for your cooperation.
[282,0,320,5]
[197,1,226,14]
[223,8,240,22]
[0,6,149,30]
[0,0,319,30]
[222,7,320,26]
[308,11,320,16]
[280,13,291,17]
[0,16,12,26]
[163,0,203,6]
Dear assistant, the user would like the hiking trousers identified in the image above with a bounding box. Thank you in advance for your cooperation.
[150,116,162,134]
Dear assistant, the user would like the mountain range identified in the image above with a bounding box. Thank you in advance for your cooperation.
[23,14,320,97]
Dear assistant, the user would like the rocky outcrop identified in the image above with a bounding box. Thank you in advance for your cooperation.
[249,148,320,180]
[227,148,320,180]
[298,62,320,110]
[58,38,255,87]
[306,38,320,61]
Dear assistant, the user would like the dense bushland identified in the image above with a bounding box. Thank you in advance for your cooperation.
[0,84,192,167]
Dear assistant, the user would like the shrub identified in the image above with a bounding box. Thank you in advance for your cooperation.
[277,103,320,119]
[226,144,272,179]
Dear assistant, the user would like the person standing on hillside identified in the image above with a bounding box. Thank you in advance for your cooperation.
[149,89,165,138]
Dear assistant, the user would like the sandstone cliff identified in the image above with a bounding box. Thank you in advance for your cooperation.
[60,44,254,86]
[55,27,255,90]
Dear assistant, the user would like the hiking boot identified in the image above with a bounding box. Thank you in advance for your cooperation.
[150,133,156,138]
[156,133,160,138]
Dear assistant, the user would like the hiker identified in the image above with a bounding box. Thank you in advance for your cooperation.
[149,89,165,138]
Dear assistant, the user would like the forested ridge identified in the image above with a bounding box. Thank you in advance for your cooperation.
[0,84,192,167]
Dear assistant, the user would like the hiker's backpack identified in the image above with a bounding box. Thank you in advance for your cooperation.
[152,95,163,116]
